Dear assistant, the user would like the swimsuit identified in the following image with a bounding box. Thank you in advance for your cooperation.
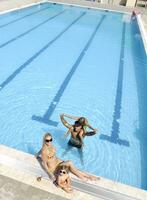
[68,137,82,148]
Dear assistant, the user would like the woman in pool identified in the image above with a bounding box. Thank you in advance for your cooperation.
[60,113,98,148]
[39,133,99,182]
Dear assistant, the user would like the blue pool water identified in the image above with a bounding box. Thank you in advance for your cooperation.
[0,2,147,190]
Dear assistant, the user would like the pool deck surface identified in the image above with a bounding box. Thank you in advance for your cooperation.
[0,145,147,200]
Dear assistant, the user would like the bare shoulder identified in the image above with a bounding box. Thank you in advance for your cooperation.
[41,146,48,157]
[69,126,74,132]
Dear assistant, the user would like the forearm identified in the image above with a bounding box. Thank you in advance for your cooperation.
[60,114,72,129]
[62,187,70,193]
[62,113,79,121]
[42,162,55,181]
[67,177,71,185]
[88,124,95,130]
[64,130,70,138]
[88,124,97,132]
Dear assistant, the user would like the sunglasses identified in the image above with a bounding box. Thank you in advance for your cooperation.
[59,170,66,174]
[45,138,52,142]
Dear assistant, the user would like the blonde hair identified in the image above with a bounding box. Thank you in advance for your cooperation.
[43,133,52,144]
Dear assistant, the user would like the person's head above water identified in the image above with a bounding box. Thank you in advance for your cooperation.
[43,133,53,145]
[77,117,86,126]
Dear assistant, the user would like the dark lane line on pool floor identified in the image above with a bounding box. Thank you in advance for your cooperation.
[100,23,130,147]
[0,4,51,29]
[32,15,106,127]
[0,10,65,48]
[0,12,86,90]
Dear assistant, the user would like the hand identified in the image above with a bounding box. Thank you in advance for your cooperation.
[36,176,42,182]
[81,143,84,149]
[94,129,98,133]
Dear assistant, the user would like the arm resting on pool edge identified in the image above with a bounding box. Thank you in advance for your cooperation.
[42,160,56,181]
[35,150,56,181]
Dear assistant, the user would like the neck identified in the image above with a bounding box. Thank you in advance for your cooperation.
[44,143,51,148]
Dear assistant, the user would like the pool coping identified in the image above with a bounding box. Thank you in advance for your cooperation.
[0,0,43,15]
[0,145,147,200]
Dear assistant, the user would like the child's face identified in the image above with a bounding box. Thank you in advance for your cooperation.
[59,169,67,176]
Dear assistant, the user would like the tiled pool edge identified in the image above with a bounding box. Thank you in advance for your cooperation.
[47,0,132,14]
[137,14,147,54]
[0,145,147,200]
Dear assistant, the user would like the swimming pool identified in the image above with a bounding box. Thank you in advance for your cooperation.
[0,2,147,190]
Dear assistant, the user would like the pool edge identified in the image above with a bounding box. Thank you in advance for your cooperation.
[0,145,147,200]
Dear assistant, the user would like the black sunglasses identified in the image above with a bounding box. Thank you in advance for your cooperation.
[45,138,52,142]
[60,170,66,174]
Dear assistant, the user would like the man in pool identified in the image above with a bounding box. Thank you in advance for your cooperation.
[60,113,98,148]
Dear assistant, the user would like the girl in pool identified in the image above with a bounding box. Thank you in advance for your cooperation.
[60,113,98,148]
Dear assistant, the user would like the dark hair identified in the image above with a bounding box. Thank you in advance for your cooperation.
[77,117,86,126]
[74,120,82,127]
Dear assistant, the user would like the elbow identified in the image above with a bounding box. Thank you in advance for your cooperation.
[60,115,63,120]
[60,114,64,119]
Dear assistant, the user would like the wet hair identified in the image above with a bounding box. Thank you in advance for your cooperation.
[77,117,86,126]
[74,120,82,127]
[43,133,52,144]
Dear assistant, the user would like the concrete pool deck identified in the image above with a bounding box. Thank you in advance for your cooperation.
[0,145,147,200]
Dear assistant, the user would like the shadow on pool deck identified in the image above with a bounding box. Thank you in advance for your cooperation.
[131,18,147,190]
